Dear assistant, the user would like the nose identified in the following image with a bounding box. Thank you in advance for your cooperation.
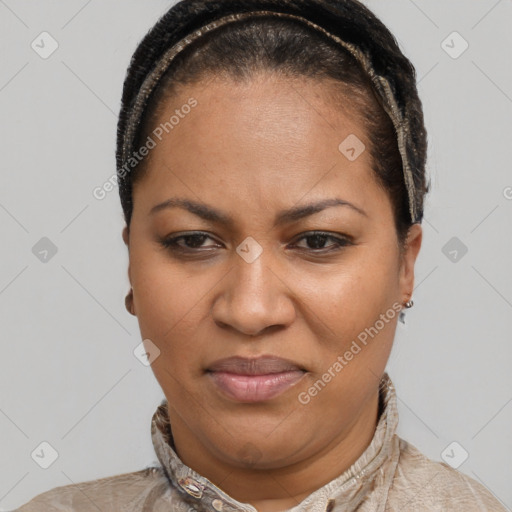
[211,246,296,337]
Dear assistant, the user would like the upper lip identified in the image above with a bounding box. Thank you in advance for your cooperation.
[207,355,306,375]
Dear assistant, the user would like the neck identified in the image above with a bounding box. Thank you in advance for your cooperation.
[168,391,380,512]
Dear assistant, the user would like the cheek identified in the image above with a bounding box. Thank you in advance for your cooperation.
[129,247,207,346]
[295,250,400,380]
[300,251,400,332]
[130,254,207,395]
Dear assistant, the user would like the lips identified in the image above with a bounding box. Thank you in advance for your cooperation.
[207,355,306,374]
[206,355,307,403]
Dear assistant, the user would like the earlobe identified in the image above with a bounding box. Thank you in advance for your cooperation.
[122,226,129,246]
[125,287,136,316]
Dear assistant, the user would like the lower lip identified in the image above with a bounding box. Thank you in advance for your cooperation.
[207,370,306,402]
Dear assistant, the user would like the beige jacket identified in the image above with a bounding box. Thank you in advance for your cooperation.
[15,372,507,511]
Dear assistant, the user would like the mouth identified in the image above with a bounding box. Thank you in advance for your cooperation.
[206,355,307,403]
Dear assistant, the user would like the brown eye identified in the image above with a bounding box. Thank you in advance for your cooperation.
[160,232,221,251]
[292,232,352,252]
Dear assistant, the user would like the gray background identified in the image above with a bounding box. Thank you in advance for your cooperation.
[0,0,511,510]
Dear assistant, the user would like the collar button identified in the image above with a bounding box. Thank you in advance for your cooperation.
[212,498,224,511]
[178,477,204,498]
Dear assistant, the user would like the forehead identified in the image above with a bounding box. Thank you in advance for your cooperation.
[132,74,385,220]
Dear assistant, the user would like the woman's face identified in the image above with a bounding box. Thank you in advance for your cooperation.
[124,73,422,470]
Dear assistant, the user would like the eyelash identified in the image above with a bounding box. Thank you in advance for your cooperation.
[158,231,353,256]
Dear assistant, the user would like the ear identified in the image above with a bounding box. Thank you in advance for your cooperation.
[398,223,423,302]
[125,287,136,316]
[122,225,129,247]
[122,225,136,316]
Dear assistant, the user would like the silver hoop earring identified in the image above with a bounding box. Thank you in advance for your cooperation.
[404,299,414,309]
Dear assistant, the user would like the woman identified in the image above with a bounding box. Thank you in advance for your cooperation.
[16,0,507,510]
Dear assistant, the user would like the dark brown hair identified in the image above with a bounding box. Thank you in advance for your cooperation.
[117,0,429,249]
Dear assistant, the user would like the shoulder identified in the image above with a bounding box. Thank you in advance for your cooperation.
[14,466,170,512]
[386,436,507,511]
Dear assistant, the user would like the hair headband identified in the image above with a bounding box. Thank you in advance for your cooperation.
[119,10,419,223]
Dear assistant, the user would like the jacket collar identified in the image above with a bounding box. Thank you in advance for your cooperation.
[151,371,400,512]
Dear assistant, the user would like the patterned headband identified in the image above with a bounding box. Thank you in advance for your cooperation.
[120,10,419,223]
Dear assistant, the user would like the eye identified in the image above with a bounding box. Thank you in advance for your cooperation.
[158,230,352,257]
[291,231,353,252]
[159,232,222,252]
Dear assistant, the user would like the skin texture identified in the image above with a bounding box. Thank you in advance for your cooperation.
[122,73,422,512]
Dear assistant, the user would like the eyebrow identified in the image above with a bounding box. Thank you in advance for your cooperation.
[149,196,367,228]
